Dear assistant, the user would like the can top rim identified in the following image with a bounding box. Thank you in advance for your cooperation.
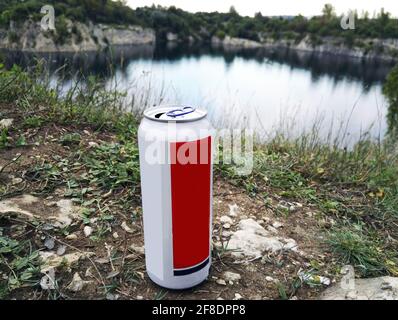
[143,105,207,123]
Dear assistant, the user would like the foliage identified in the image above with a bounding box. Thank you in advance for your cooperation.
[0,1,397,43]
[383,64,398,136]
[0,227,42,298]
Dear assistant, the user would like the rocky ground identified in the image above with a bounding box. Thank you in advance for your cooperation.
[0,115,328,300]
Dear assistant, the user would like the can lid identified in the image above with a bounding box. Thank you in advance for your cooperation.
[143,105,207,123]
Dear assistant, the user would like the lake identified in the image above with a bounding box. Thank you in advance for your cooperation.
[3,44,396,145]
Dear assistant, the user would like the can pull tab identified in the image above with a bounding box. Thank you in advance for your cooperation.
[166,106,196,118]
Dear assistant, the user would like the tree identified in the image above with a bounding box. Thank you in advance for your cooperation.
[383,64,398,136]
[322,3,335,19]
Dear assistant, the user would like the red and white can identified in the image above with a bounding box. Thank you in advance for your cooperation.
[138,105,214,289]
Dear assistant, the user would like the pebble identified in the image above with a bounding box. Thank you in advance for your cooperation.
[265,276,275,282]
[121,221,134,233]
[233,293,243,300]
[228,204,239,217]
[0,118,13,129]
[223,271,241,282]
[130,245,145,255]
[223,223,231,229]
[66,234,78,240]
[136,295,144,300]
[67,273,85,292]
[220,215,233,224]
[56,245,66,256]
[272,221,283,229]
[83,226,93,237]
[44,238,55,250]
[112,232,119,239]
[216,279,227,286]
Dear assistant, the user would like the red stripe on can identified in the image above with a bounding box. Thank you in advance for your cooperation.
[170,136,211,270]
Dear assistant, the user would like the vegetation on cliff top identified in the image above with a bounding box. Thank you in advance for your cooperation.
[1,1,398,44]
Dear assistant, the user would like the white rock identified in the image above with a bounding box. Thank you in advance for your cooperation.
[265,276,275,282]
[88,141,99,148]
[216,279,227,286]
[121,221,134,233]
[83,226,93,238]
[67,273,85,292]
[136,295,144,300]
[56,245,66,256]
[233,293,243,300]
[0,118,13,129]
[227,219,298,259]
[66,234,78,240]
[40,268,56,290]
[83,226,93,237]
[112,232,119,239]
[130,244,145,255]
[272,221,283,229]
[223,223,231,229]
[44,238,55,250]
[220,215,233,224]
[223,271,241,282]
[321,277,398,300]
[228,204,239,217]
[222,231,232,238]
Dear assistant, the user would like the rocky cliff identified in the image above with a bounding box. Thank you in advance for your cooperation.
[0,20,155,52]
[211,35,398,62]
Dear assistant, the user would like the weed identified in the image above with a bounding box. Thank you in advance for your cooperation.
[327,227,395,277]
[0,227,42,298]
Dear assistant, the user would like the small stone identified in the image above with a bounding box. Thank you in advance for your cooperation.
[220,215,233,224]
[216,297,224,300]
[272,221,283,229]
[121,221,134,233]
[223,223,231,229]
[130,245,145,255]
[66,234,78,240]
[56,245,66,256]
[222,231,232,238]
[136,295,144,300]
[112,232,119,239]
[106,293,119,300]
[40,268,56,290]
[0,118,13,129]
[83,226,93,237]
[216,279,227,286]
[44,238,55,250]
[11,177,23,185]
[228,204,239,217]
[233,293,243,300]
[265,276,274,282]
[88,141,99,148]
[67,273,85,292]
[223,271,241,282]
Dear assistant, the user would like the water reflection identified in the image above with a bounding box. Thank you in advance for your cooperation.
[0,44,395,143]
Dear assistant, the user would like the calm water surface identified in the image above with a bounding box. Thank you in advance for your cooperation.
[3,44,395,144]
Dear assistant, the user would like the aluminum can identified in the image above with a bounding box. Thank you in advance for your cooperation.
[138,105,214,289]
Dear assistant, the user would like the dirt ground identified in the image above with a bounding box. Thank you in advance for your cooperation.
[0,105,337,300]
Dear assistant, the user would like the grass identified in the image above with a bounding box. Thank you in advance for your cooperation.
[1,61,398,298]
[0,225,42,298]
[327,227,394,277]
